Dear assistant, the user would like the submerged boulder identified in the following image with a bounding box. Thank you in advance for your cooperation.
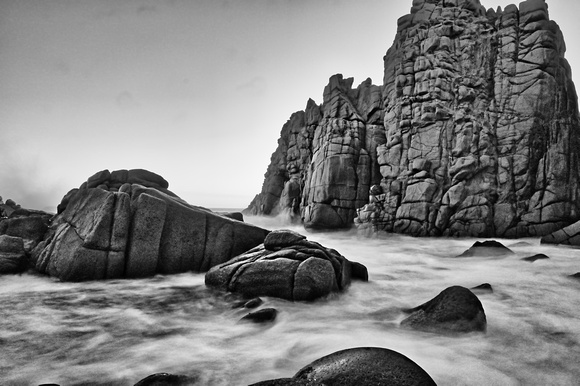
[31,169,270,281]
[541,221,580,246]
[456,240,514,257]
[205,229,368,301]
[401,286,487,334]
[251,347,437,386]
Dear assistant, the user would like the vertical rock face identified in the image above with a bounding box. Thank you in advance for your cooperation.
[247,0,580,237]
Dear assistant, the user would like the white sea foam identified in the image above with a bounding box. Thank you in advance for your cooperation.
[1,216,580,385]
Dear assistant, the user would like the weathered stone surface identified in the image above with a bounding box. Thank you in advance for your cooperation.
[247,0,580,238]
[205,230,367,301]
[0,234,28,274]
[401,286,487,334]
[32,169,270,281]
[0,207,52,252]
[541,220,580,246]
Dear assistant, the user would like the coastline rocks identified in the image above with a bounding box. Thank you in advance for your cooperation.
[456,240,514,257]
[252,347,437,386]
[247,0,580,238]
[401,286,487,334]
[205,229,368,301]
[31,169,270,281]
[0,208,52,252]
[239,308,278,324]
[0,235,28,274]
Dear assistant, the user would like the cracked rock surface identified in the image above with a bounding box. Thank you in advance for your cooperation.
[205,229,368,301]
[31,169,269,281]
[246,0,580,238]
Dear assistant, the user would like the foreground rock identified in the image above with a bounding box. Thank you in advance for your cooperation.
[134,372,194,386]
[247,0,580,238]
[251,347,437,386]
[205,229,368,301]
[401,286,487,334]
[31,169,269,281]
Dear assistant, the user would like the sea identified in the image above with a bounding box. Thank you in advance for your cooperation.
[1,214,580,385]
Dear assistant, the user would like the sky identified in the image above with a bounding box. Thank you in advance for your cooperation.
[1,0,579,212]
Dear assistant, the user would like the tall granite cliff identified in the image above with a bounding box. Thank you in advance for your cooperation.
[246,0,580,237]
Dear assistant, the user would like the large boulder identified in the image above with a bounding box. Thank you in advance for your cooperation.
[205,229,368,301]
[401,286,487,334]
[31,169,270,281]
[251,347,437,386]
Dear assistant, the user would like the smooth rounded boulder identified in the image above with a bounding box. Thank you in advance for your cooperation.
[401,286,487,334]
[251,347,437,386]
[205,229,368,301]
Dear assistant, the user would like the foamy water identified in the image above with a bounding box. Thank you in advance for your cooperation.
[1,216,580,385]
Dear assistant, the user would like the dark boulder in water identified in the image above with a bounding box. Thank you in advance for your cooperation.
[252,347,437,386]
[471,283,493,293]
[401,286,487,334]
[239,308,278,324]
[31,169,270,281]
[205,229,368,301]
[456,240,513,257]
[134,372,195,386]
[521,253,550,262]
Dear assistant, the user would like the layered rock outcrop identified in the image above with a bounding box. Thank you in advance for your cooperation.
[247,0,580,238]
[32,169,269,281]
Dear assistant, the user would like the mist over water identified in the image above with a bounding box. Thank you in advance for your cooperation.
[2,215,580,385]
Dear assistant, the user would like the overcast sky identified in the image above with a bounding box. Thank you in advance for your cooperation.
[1,0,579,212]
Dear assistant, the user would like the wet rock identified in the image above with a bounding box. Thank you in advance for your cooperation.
[293,347,436,386]
[246,0,580,238]
[232,297,263,309]
[456,240,514,257]
[31,169,270,281]
[0,234,28,274]
[471,283,493,293]
[401,286,487,334]
[249,379,311,386]
[569,272,580,279]
[239,308,278,324]
[521,253,550,262]
[134,372,194,386]
[205,230,367,301]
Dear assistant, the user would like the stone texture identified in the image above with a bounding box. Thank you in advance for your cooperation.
[31,169,270,281]
[401,286,487,334]
[456,240,514,257]
[205,229,367,301]
[247,0,580,238]
[541,220,580,246]
[0,234,28,274]
[252,347,437,386]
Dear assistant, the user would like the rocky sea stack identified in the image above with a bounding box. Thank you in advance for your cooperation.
[246,0,580,239]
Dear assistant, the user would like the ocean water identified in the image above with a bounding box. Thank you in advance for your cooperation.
[1,215,580,385]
